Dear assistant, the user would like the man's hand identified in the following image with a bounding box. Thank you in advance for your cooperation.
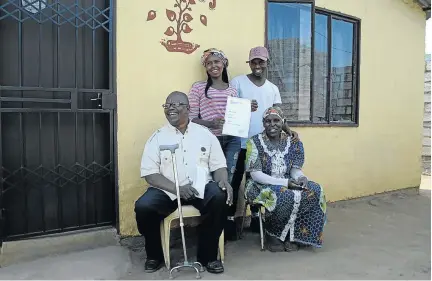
[291,130,300,142]
[217,180,233,206]
[282,123,300,143]
[210,118,225,129]
[179,184,199,200]
[251,99,258,112]
[297,176,308,188]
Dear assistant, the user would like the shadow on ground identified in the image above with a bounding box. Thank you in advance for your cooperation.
[120,188,431,280]
[0,188,429,280]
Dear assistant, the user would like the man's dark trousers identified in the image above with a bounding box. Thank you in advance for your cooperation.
[134,182,227,265]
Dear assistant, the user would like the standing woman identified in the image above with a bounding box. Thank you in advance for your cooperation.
[188,48,257,241]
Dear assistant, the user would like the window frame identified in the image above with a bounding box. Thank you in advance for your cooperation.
[265,0,361,127]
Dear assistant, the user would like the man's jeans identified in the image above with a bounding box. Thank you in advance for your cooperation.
[216,135,240,216]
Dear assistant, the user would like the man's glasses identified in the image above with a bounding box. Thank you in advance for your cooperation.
[162,102,188,109]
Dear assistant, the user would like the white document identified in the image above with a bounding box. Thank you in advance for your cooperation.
[222,96,251,138]
[192,166,208,199]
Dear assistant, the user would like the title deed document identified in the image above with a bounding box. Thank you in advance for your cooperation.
[222,96,251,138]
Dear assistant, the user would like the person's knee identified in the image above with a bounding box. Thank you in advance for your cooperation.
[134,195,154,217]
[207,182,227,205]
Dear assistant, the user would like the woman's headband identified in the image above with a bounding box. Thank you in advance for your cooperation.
[201,48,229,67]
[263,106,284,120]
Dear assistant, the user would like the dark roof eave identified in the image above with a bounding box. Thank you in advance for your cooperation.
[414,0,431,19]
[415,0,431,9]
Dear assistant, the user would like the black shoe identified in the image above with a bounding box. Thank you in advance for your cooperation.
[144,259,163,273]
[205,260,224,274]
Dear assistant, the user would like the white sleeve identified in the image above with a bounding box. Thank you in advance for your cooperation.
[140,132,161,178]
[230,77,242,98]
[209,133,228,172]
[250,171,288,186]
[290,168,306,181]
[273,85,282,105]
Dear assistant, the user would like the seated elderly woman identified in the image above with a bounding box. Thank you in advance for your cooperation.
[244,106,327,252]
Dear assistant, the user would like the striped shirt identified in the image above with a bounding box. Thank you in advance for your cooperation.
[188,81,238,136]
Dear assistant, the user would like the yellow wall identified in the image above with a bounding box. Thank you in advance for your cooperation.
[116,0,426,236]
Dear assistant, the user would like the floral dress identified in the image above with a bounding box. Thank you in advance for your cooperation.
[244,133,327,247]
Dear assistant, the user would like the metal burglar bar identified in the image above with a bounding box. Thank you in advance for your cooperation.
[0,0,115,242]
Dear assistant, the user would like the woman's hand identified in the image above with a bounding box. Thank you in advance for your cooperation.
[210,118,225,129]
[287,179,303,190]
[217,180,233,206]
[251,99,258,112]
[297,176,308,188]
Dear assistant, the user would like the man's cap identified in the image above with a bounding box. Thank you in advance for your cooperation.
[247,46,269,63]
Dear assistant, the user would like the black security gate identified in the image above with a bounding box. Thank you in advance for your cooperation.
[0,0,116,242]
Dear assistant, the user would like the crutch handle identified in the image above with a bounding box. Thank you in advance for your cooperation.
[159,144,179,153]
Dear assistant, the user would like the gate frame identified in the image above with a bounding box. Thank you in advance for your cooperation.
[0,0,120,244]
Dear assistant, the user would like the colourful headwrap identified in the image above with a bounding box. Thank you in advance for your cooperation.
[201,48,229,67]
[263,106,284,120]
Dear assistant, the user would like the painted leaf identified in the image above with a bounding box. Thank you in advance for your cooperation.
[164,26,175,36]
[166,9,176,21]
[146,10,156,21]
[183,13,193,22]
[200,14,207,26]
[209,0,216,10]
[188,0,196,4]
[182,23,192,33]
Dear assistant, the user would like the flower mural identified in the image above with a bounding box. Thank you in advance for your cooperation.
[147,0,217,54]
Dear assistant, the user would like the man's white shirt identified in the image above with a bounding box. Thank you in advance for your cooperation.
[230,75,282,149]
[141,122,227,200]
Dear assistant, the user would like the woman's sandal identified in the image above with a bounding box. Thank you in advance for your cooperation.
[284,241,299,252]
[266,235,285,252]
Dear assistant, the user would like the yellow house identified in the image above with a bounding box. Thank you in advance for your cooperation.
[116,0,429,236]
[0,0,429,241]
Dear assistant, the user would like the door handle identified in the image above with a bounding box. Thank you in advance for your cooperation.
[90,93,102,108]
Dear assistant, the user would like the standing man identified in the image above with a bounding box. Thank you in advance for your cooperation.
[230,47,298,235]
[135,91,233,274]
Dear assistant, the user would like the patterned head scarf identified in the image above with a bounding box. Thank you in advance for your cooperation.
[263,106,284,120]
[201,48,229,67]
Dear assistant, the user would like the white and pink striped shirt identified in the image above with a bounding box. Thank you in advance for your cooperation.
[188,81,238,136]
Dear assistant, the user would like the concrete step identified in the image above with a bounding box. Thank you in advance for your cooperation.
[0,226,120,267]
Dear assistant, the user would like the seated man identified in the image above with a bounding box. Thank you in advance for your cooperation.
[135,91,233,274]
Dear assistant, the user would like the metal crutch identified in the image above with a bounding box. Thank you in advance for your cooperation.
[159,144,204,279]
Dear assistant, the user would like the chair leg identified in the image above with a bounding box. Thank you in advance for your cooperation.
[218,231,224,263]
[164,219,172,269]
[258,209,265,251]
[239,203,248,239]
[160,223,167,268]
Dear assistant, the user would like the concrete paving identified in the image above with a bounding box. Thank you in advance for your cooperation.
[0,186,430,280]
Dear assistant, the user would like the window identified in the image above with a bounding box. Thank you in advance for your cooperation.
[266,1,360,125]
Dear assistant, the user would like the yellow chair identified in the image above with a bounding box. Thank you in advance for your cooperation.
[160,205,225,270]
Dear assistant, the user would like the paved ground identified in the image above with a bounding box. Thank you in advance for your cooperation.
[0,184,430,280]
